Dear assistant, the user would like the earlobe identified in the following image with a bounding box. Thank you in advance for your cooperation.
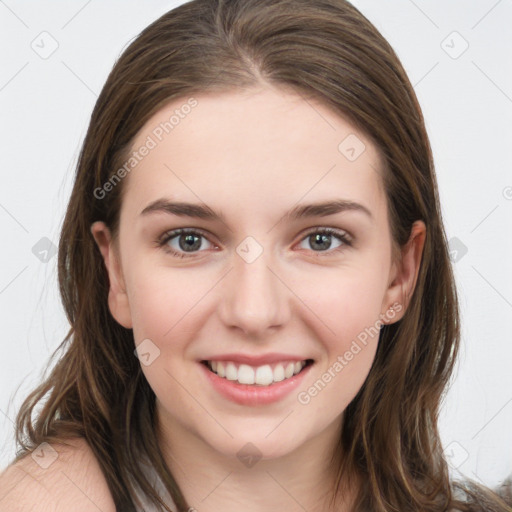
[382,220,426,324]
[90,221,133,329]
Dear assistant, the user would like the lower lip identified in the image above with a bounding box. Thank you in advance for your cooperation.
[199,361,313,406]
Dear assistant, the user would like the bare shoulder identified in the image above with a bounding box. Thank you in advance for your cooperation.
[0,437,116,512]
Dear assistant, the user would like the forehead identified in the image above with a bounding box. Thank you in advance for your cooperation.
[121,86,385,221]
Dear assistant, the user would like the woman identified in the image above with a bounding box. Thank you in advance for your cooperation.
[1,0,510,511]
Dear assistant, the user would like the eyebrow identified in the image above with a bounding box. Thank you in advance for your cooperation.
[139,198,372,222]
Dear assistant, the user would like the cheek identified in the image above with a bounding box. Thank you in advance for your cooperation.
[299,261,388,339]
[126,266,210,399]
[292,265,386,405]
[126,263,212,344]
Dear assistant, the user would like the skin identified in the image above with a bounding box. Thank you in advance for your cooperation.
[0,438,116,511]
[91,85,426,512]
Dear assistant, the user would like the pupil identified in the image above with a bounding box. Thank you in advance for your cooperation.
[311,233,331,251]
[180,234,201,251]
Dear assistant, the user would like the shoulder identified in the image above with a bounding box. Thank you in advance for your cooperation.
[0,437,116,512]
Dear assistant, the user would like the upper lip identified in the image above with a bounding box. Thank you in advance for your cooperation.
[200,353,312,366]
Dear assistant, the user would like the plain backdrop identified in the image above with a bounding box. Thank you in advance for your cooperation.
[1,0,511,490]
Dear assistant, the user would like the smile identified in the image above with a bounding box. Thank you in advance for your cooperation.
[202,359,313,386]
[199,358,315,406]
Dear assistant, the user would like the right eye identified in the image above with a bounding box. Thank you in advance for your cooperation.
[158,228,216,258]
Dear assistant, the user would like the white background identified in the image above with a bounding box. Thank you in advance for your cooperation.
[1,0,511,490]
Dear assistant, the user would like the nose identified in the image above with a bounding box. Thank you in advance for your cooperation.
[218,245,290,337]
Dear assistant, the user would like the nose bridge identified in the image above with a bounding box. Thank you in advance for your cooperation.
[218,237,288,334]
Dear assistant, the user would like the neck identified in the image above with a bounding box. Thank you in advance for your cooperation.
[155,403,355,512]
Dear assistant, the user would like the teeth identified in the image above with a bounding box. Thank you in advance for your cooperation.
[206,360,308,386]
[273,364,285,382]
[238,364,255,384]
[225,362,237,380]
[255,365,273,386]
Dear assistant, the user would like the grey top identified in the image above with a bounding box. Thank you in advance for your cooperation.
[132,456,178,512]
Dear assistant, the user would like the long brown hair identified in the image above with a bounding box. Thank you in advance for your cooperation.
[10,0,512,510]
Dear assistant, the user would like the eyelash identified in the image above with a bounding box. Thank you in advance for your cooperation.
[157,227,353,259]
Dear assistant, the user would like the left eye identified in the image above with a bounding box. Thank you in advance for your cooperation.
[158,227,351,258]
[297,228,351,253]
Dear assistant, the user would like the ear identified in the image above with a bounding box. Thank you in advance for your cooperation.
[90,221,133,329]
[381,220,426,324]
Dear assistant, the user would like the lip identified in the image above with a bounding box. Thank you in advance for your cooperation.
[199,352,309,366]
[199,359,313,406]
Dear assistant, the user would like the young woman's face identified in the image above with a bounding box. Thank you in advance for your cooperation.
[93,85,422,464]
